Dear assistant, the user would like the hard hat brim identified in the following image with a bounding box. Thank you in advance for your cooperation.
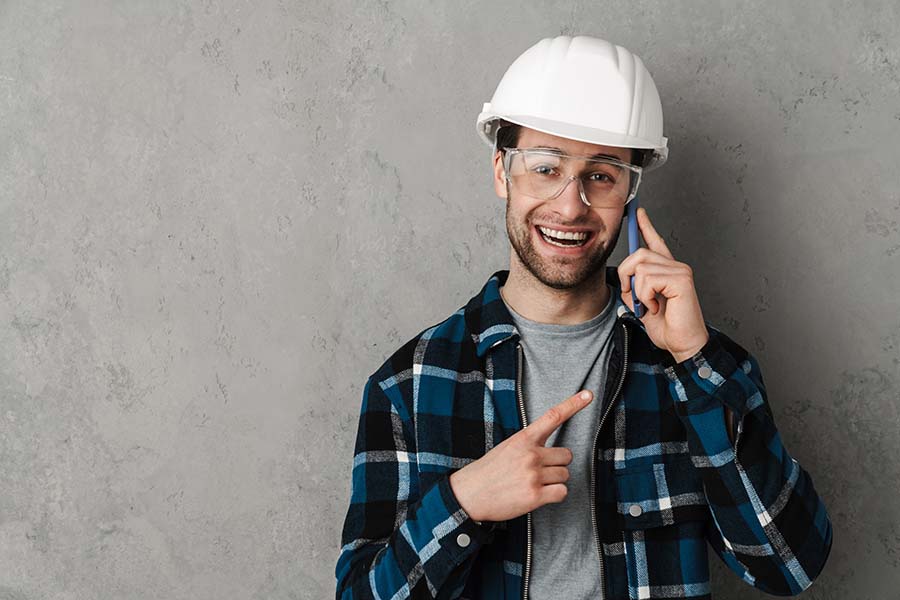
[477,112,668,170]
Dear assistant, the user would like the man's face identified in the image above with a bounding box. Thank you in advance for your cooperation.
[492,127,630,290]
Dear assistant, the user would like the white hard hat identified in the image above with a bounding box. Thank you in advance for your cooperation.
[476,35,668,170]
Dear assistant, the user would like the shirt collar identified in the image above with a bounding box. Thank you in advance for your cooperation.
[465,266,643,358]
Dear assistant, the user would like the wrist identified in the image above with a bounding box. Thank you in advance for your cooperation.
[671,348,700,364]
[449,470,481,522]
[671,333,710,364]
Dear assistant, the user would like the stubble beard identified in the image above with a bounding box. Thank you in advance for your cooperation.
[505,194,622,290]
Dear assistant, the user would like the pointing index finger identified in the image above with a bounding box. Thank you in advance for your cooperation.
[637,207,675,260]
[525,390,593,446]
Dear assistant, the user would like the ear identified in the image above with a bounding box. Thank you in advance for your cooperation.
[492,150,508,199]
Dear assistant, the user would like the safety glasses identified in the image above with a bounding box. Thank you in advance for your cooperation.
[501,147,643,208]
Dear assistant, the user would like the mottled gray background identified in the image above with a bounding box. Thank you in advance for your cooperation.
[1,1,898,598]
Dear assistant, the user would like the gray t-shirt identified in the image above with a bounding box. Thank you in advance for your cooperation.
[500,284,620,599]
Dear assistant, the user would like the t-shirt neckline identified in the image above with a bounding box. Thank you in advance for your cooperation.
[500,284,617,335]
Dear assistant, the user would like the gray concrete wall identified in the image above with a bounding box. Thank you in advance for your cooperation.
[1,1,898,598]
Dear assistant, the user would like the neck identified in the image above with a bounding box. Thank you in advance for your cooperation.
[500,253,611,325]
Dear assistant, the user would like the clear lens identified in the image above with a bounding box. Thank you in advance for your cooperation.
[504,149,641,208]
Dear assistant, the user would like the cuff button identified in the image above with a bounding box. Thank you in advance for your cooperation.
[456,533,471,548]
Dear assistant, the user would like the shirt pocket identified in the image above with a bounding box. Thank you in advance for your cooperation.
[614,457,713,598]
[614,456,710,530]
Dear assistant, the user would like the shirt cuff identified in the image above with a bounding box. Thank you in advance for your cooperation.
[437,475,497,552]
[661,329,740,403]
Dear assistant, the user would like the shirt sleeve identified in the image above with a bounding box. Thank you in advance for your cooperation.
[662,325,833,596]
[334,375,495,599]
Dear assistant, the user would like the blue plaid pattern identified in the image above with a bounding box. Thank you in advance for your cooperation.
[336,267,832,599]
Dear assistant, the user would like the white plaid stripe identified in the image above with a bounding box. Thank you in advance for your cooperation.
[617,491,705,516]
[388,508,470,600]
[479,323,516,347]
[653,463,673,517]
[647,583,711,597]
[390,403,411,524]
[668,373,689,402]
[768,457,800,520]
[614,401,627,467]
[411,328,432,453]
[729,540,775,557]
[736,459,812,589]
[416,453,475,468]
[603,441,690,462]
[690,446,735,468]
[483,353,496,451]
[603,540,626,556]
[632,529,650,599]
[353,450,413,469]
[629,361,665,375]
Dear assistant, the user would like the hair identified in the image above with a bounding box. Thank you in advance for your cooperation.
[494,120,649,168]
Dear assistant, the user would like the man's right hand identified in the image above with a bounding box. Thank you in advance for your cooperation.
[448,389,594,523]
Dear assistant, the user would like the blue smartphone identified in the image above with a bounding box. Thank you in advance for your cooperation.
[626,195,644,318]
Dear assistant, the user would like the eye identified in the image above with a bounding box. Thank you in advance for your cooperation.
[530,164,559,176]
[587,171,615,184]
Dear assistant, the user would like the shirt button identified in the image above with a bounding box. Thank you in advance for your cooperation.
[628,504,643,517]
[456,533,471,548]
[742,362,752,374]
[698,365,712,379]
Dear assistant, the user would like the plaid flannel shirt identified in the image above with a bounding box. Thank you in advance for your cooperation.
[335,267,832,599]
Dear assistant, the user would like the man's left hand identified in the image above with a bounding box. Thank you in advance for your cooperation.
[617,207,710,364]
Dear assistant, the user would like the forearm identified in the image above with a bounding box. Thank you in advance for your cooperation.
[663,328,832,595]
[336,475,491,599]
[335,377,493,598]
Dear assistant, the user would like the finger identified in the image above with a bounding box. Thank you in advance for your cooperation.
[538,483,568,505]
[638,269,681,315]
[636,263,690,311]
[631,275,656,315]
[525,390,593,446]
[637,207,675,260]
[620,287,634,312]
[617,248,672,293]
[538,446,574,466]
[539,466,570,485]
[621,285,662,316]
[632,266,664,314]
[653,293,668,317]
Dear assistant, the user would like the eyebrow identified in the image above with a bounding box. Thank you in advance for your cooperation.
[530,146,626,161]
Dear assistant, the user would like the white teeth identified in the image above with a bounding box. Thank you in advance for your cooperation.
[543,235,583,248]
[538,226,588,240]
[537,225,589,247]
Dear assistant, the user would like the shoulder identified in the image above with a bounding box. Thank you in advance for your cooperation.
[368,304,476,396]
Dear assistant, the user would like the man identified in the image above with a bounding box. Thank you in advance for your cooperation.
[335,35,832,599]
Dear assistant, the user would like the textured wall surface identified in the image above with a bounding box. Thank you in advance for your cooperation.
[1,1,899,598]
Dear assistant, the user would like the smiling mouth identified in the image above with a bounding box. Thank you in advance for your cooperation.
[535,225,593,248]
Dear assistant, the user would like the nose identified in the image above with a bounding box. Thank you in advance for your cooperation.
[548,176,591,220]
